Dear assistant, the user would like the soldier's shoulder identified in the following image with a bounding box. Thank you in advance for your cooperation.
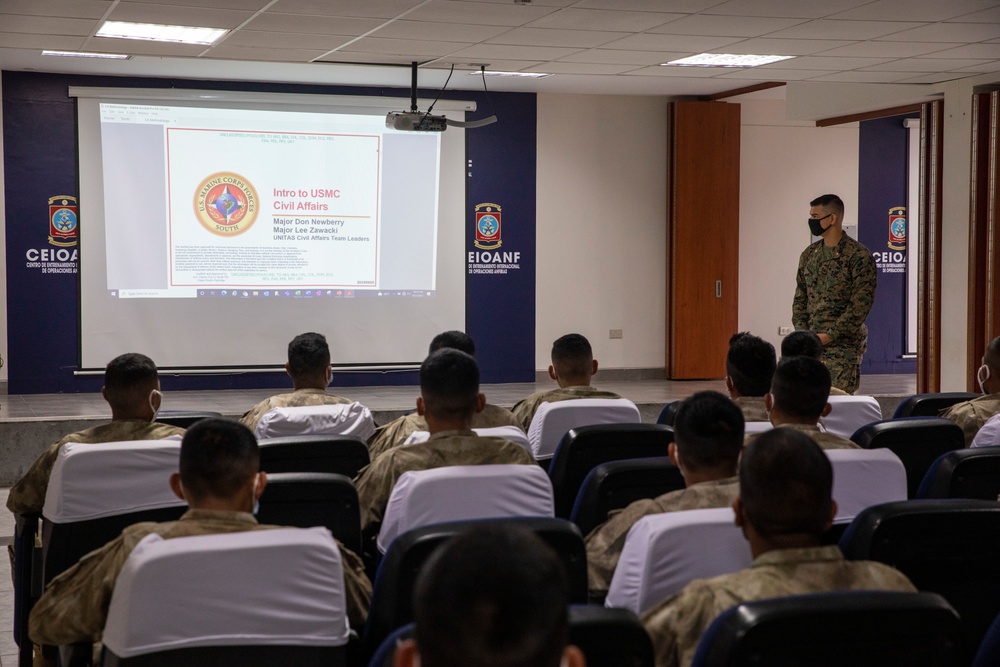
[843,235,875,258]
[798,240,823,261]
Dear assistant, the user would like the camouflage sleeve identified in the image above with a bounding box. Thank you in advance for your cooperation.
[792,251,810,331]
[585,498,659,598]
[353,457,395,533]
[6,440,65,515]
[641,584,720,667]
[366,416,413,460]
[512,395,543,431]
[825,248,877,344]
[239,399,270,432]
[337,541,372,629]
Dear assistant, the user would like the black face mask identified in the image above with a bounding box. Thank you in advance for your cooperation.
[808,213,832,236]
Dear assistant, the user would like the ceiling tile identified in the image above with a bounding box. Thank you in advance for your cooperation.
[558,48,688,65]
[317,51,429,65]
[915,43,1000,59]
[0,0,111,19]
[947,6,1000,23]
[814,41,963,58]
[719,67,834,80]
[625,65,726,77]
[830,0,1000,22]
[524,61,641,75]
[524,8,684,32]
[896,71,972,84]
[764,19,927,40]
[878,22,1000,43]
[108,4,254,29]
[369,19,511,42]
[337,36,469,57]
[703,0,873,19]
[203,44,327,61]
[574,0,727,11]
[270,0,427,19]
[446,43,581,60]
[0,32,87,49]
[88,36,209,55]
[136,0,273,8]
[809,70,925,83]
[0,15,96,36]
[599,33,743,52]
[403,1,559,27]
[712,37,856,55]
[485,27,627,48]
[645,14,806,37]
[951,62,1000,73]
[432,57,544,71]
[862,58,991,72]
[243,13,384,36]
[221,30,349,50]
[765,55,895,70]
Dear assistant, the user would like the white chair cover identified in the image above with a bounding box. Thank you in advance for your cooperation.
[377,464,554,553]
[826,448,907,523]
[527,398,641,460]
[103,527,350,658]
[42,439,185,523]
[402,426,530,450]
[971,413,1000,448]
[744,421,773,434]
[606,508,751,615]
[822,396,883,440]
[255,402,375,441]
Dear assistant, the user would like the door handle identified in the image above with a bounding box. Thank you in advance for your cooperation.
[716,280,722,298]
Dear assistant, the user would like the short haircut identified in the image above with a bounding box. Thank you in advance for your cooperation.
[810,194,845,220]
[673,391,744,472]
[429,330,476,357]
[781,330,824,360]
[769,356,831,421]
[104,353,159,411]
[726,332,777,397]
[551,334,593,380]
[420,348,480,420]
[739,426,833,538]
[414,523,569,667]
[986,335,1000,370]
[286,332,330,377]
[179,418,259,501]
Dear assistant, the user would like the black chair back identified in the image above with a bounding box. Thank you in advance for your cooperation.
[256,472,362,555]
[656,401,680,426]
[917,448,1000,500]
[362,517,587,658]
[840,499,1000,661]
[258,435,369,479]
[569,457,684,535]
[154,411,222,429]
[851,418,964,497]
[104,645,345,667]
[893,393,981,419]
[691,591,962,667]
[568,606,653,667]
[548,424,674,518]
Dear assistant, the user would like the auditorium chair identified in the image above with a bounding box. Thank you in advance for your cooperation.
[690,591,962,667]
[840,499,1000,661]
[743,421,772,434]
[971,413,1000,448]
[893,392,981,419]
[916,448,1000,500]
[376,464,554,554]
[254,402,375,441]
[527,398,641,462]
[363,517,587,659]
[256,472,362,556]
[850,417,964,497]
[257,434,369,479]
[98,528,352,666]
[401,425,530,450]
[972,608,1000,667]
[822,395,882,439]
[154,410,222,429]
[569,457,684,536]
[548,423,674,518]
[823,448,908,545]
[656,401,680,426]
[606,508,752,615]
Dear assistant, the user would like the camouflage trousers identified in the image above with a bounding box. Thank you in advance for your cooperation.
[823,342,865,395]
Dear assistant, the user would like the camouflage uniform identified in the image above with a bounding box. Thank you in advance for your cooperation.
[585,477,739,597]
[512,386,623,431]
[240,388,351,432]
[28,509,372,646]
[744,423,859,450]
[366,404,522,460]
[354,429,537,532]
[793,234,877,395]
[6,420,186,516]
[641,545,916,667]
[941,393,1000,447]
[732,396,768,422]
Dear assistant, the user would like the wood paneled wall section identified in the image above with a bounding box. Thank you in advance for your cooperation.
[917,99,944,393]
[665,101,740,379]
[969,92,1000,388]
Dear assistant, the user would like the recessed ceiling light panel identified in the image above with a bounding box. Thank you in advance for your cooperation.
[662,53,795,68]
[42,50,131,60]
[471,70,552,78]
[96,21,227,45]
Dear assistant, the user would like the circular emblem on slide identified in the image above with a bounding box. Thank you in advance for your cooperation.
[52,208,77,233]
[193,172,259,236]
[478,214,499,237]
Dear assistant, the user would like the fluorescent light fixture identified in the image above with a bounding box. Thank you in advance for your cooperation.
[662,53,795,68]
[470,70,552,78]
[42,50,131,60]
[96,21,227,45]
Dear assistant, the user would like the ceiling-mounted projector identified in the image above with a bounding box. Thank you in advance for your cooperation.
[386,111,448,132]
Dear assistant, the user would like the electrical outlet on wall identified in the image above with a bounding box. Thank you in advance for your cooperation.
[778,326,793,336]
[609,329,623,339]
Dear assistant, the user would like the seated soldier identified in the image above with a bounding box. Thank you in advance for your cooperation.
[240,332,351,432]
[7,353,185,515]
[512,333,621,430]
[586,391,744,598]
[641,427,916,667]
[750,356,860,450]
[780,330,848,396]
[29,418,372,648]
[355,349,536,536]
[725,332,776,422]
[367,331,520,459]
[942,335,1000,446]
[394,523,586,667]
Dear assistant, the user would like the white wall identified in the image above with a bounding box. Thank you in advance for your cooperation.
[738,97,860,354]
[535,93,667,371]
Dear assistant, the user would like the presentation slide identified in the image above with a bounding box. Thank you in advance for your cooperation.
[76,92,465,370]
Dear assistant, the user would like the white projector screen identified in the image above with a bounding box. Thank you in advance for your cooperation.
[73,88,469,371]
